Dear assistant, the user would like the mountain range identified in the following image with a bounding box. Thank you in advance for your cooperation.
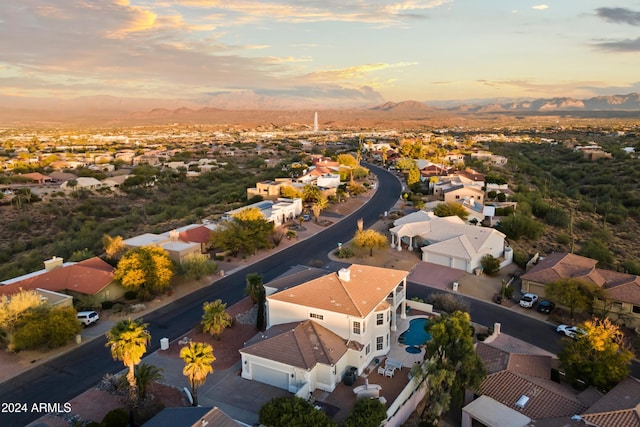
[1,93,640,126]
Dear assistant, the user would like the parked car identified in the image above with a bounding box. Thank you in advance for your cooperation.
[556,324,585,339]
[536,300,556,314]
[77,310,99,327]
[519,293,538,308]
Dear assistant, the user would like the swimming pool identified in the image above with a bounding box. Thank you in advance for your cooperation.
[398,318,431,353]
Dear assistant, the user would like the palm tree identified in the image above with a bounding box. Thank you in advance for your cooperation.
[135,362,164,400]
[312,196,328,223]
[201,300,232,339]
[180,341,215,406]
[105,318,151,418]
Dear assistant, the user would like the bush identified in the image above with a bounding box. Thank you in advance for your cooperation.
[334,246,354,258]
[556,233,572,245]
[427,293,469,314]
[480,254,500,275]
[101,300,114,310]
[513,250,530,268]
[124,290,138,300]
[102,407,128,427]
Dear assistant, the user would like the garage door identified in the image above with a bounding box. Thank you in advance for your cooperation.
[252,364,289,390]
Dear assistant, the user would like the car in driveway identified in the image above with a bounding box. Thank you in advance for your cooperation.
[77,310,99,327]
[556,324,585,339]
[536,300,556,314]
[519,293,538,308]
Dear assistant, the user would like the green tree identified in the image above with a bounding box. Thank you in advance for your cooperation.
[343,397,387,427]
[412,311,486,424]
[256,283,266,331]
[496,212,544,240]
[180,252,217,280]
[210,210,274,257]
[69,247,93,262]
[336,153,357,167]
[105,318,151,420]
[395,157,415,171]
[413,355,456,426]
[578,239,614,268]
[558,318,633,391]
[114,246,174,300]
[245,273,264,304]
[259,396,336,427]
[302,185,322,204]
[433,202,469,221]
[12,305,82,351]
[201,300,232,339]
[480,254,500,275]
[135,363,164,400]
[353,228,388,256]
[180,341,215,406]
[545,278,604,319]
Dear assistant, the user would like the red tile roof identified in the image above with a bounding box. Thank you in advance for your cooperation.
[241,320,348,369]
[0,257,115,297]
[581,377,640,427]
[267,264,408,317]
[179,225,212,244]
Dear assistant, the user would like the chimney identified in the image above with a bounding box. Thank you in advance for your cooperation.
[493,322,501,336]
[169,230,179,241]
[337,268,350,282]
[44,256,64,271]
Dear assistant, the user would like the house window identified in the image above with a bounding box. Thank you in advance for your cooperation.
[376,336,384,351]
[309,313,323,320]
[376,313,384,326]
[353,321,361,335]
[633,305,640,314]
[366,344,371,355]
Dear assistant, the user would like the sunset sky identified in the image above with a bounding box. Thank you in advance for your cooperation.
[1,1,640,106]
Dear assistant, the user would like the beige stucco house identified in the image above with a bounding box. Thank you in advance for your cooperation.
[521,253,640,328]
[240,264,408,395]
[389,211,511,273]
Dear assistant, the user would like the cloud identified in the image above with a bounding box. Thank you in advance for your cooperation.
[593,37,640,52]
[305,62,417,83]
[595,7,640,26]
[174,0,450,26]
[532,5,548,10]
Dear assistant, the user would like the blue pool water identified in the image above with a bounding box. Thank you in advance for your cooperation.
[399,318,431,353]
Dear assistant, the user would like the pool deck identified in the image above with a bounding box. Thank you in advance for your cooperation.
[386,312,434,368]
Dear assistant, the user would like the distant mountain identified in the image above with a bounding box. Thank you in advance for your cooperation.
[448,93,640,112]
[370,100,435,112]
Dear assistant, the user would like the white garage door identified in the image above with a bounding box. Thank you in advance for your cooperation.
[252,364,289,390]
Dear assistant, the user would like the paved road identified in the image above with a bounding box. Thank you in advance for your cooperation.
[0,163,402,426]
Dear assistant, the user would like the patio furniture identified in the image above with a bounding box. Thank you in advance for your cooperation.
[377,366,386,375]
[384,367,395,378]
[386,358,403,370]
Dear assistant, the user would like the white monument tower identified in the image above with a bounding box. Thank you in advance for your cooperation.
[313,112,318,133]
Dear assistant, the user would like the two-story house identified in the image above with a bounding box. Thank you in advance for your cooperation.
[240,264,408,394]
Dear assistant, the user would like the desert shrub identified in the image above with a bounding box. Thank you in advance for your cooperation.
[576,220,595,231]
[496,192,507,202]
[427,293,469,314]
[513,250,530,268]
[334,246,354,258]
[556,233,572,245]
[102,408,128,427]
[481,255,500,276]
[124,290,138,300]
[544,207,570,228]
[101,300,114,310]
[622,260,640,275]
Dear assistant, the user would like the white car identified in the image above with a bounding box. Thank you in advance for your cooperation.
[556,324,585,339]
[77,310,99,327]
[519,293,538,308]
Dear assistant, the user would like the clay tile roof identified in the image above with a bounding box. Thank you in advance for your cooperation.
[0,257,114,297]
[240,320,348,369]
[581,376,640,427]
[476,342,552,378]
[598,270,640,305]
[179,225,212,244]
[521,253,604,286]
[480,371,587,420]
[267,264,408,317]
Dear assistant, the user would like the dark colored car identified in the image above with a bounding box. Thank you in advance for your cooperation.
[537,300,556,314]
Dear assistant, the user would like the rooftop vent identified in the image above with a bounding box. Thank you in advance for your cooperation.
[515,395,530,410]
[337,268,350,282]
